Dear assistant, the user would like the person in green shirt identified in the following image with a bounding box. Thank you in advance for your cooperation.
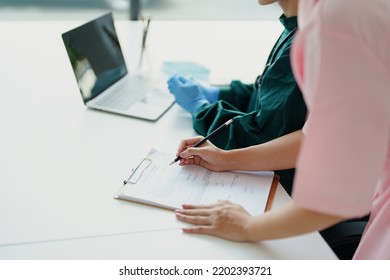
[167,0,306,194]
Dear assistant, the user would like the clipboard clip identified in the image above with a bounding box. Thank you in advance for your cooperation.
[123,158,152,185]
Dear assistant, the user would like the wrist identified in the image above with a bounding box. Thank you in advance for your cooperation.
[191,99,210,115]
[244,216,260,242]
[221,149,238,171]
[204,86,220,103]
[224,148,250,171]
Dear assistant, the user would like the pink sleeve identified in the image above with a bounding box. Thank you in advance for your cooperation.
[292,30,390,218]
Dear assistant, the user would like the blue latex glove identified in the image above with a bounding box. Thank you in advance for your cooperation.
[167,75,214,114]
[168,75,220,103]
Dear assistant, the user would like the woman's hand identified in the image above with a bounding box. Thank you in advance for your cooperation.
[175,200,254,242]
[175,136,229,171]
[167,75,210,114]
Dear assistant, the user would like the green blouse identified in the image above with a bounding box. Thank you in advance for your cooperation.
[192,16,307,194]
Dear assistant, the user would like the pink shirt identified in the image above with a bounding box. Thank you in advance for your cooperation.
[291,0,390,259]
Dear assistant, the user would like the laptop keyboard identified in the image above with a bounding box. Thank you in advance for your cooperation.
[95,76,154,111]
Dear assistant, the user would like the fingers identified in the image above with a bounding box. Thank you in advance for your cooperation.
[167,79,176,94]
[167,75,181,93]
[175,202,219,222]
[166,75,175,87]
[179,146,215,169]
[176,202,252,242]
[179,154,209,169]
[175,212,211,226]
[178,156,199,167]
[175,201,234,237]
[175,204,215,235]
[167,74,191,87]
[176,139,188,157]
[176,137,204,157]
[175,205,216,226]
[180,145,206,159]
[177,75,193,83]
[180,203,218,210]
[182,226,214,235]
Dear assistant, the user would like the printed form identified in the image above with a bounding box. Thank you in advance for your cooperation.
[116,148,274,215]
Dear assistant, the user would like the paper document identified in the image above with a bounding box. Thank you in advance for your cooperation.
[115,148,275,215]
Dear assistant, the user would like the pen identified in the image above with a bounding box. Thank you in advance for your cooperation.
[138,16,151,68]
[169,119,233,165]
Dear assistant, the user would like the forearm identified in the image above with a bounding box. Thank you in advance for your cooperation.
[245,202,344,241]
[223,130,303,171]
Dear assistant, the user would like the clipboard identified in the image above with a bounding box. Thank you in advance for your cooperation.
[115,148,277,215]
[265,175,279,212]
[123,158,152,185]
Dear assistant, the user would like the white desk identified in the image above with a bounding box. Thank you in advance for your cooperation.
[0,20,336,259]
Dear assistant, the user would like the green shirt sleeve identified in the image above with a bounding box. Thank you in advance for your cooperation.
[218,81,254,112]
[192,24,306,193]
[193,17,307,192]
[193,48,306,150]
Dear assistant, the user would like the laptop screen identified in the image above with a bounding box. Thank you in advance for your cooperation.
[62,13,127,104]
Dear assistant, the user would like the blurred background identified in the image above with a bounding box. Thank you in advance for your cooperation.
[0,0,282,21]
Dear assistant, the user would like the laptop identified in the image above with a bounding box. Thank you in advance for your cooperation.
[61,12,175,121]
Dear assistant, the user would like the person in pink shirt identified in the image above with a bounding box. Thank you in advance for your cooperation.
[174,0,390,259]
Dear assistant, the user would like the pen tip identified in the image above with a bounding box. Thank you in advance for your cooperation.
[169,160,175,165]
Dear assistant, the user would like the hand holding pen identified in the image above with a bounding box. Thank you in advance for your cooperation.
[170,119,233,166]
